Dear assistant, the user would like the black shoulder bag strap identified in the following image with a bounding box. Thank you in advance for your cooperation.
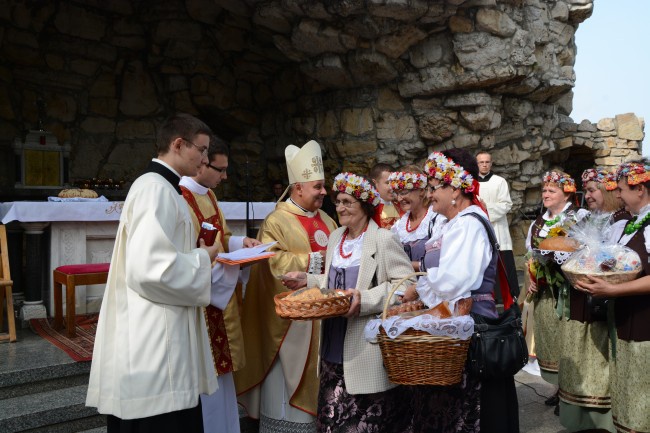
[464,212,519,302]
[427,214,439,238]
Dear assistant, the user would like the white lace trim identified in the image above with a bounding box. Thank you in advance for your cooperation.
[364,314,474,341]
[392,206,436,243]
[537,249,574,265]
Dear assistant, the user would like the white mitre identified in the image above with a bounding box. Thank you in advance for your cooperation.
[285,140,324,184]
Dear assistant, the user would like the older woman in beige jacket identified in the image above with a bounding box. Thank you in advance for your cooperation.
[284,172,414,433]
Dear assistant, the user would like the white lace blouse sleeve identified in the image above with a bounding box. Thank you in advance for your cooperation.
[525,221,534,251]
[416,215,492,307]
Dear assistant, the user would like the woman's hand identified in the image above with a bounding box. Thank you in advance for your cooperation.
[527,278,538,295]
[574,276,615,297]
[343,289,361,318]
[411,261,420,272]
[279,271,307,290]
[401,284,419,302]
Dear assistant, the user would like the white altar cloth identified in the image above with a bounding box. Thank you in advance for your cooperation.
[1,200,278,316]
[0,201,277,224]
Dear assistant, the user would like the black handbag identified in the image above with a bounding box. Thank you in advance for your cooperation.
[468,303,528,378]
[464,213,529,379]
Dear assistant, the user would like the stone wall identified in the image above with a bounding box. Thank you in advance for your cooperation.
[509,112,645,268]
[0,0,644,212]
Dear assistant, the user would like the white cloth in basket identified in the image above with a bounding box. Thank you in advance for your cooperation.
[364,314,474,342]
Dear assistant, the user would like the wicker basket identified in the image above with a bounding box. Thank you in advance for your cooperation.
[274,290,351,320]
[376,273,471,386]
[562,268,640,287]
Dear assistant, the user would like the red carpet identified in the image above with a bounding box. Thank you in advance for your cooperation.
[30,314,98,362]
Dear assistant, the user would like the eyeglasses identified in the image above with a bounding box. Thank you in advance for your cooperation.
[426,184,448,193]
[395,189,413,197]
[206,163,227,173]
[334,199,359,208]
[181,137,208,156]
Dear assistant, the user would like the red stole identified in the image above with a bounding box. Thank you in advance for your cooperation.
[294,212,331,271]
[376,203,398,229]
[497,257,514,310]
[181,186,233,375]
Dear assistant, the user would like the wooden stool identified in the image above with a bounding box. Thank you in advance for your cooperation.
[0,225,17,343]
[53,263,109,337]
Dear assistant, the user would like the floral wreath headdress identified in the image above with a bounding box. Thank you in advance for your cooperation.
[616,161,650,186]
[581,168,617,191]
[543,171,576,193]
[423,152,476,193]
[332,172,381,207]
[387,171,427,191]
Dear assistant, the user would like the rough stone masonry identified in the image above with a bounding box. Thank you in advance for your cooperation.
[0,0,644,266]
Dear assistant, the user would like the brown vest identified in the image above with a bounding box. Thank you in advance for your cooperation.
[569,210,632,323]
[615,218,650,342]
[530,204,580,298]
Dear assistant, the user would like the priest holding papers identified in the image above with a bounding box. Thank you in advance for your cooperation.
[180,135,261,433]
[235,140,338,433]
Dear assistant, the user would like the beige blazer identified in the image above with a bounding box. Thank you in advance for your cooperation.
[307,219,415,395]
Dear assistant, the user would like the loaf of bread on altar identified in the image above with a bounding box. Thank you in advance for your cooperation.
[58,188,98,199]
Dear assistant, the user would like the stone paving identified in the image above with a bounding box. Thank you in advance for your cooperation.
[1,327,567,432]
[515,367,566,433]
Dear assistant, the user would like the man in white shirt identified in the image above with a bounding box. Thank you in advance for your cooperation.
[476,151,519,301]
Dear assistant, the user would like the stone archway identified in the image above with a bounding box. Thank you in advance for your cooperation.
[2,0,602,202]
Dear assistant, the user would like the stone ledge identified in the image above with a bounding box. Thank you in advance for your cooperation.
[0,385,98,432]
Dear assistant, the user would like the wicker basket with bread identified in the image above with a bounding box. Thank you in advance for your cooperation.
[274,287,351,320]
[561,244,641,286]
[374,273,475,386]
[559,215,642,286]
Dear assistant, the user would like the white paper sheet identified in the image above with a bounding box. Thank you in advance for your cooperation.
[216,241,277,261]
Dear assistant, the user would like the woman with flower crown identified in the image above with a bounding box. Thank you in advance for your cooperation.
[526,170,588,413]
[575,159,650,433]
[389,165,446,272]
[402,148,519,433]
[555,168,627,433]
[282,172,415,433]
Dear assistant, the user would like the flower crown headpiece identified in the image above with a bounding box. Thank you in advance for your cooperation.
[423,152,476,193]
[617,162,650,186]
[581,168,617,191]
[543,171,576,193]
[332,172,381,207]
[387,171,427,191]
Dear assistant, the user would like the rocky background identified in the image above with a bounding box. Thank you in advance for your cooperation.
[0,0,645,265]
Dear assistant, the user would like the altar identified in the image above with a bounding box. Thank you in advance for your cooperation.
[0,200,276,320]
